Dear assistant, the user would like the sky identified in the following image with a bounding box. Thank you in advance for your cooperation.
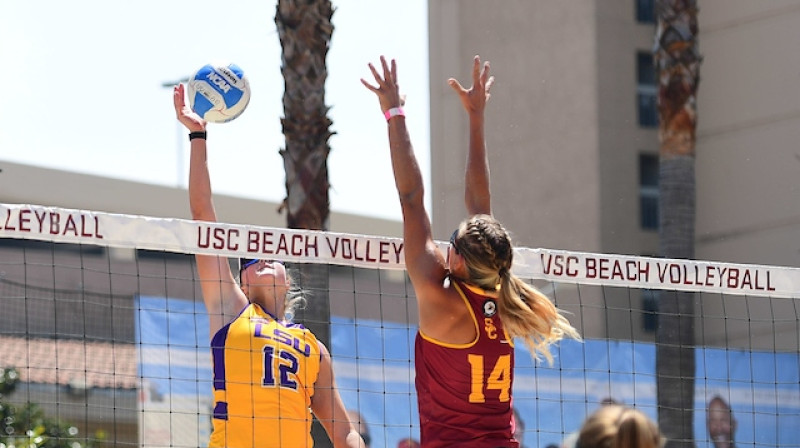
[0,0,429,222]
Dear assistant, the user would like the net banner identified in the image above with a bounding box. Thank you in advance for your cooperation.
[518,248,800,298]
[3,202,800,297]
[0,203,405,269]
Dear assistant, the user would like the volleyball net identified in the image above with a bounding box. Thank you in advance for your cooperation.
[0,202,798,448]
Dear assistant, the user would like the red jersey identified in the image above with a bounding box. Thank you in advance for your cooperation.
[415,279,518,448]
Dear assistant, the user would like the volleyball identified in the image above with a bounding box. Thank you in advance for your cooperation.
[186,62,251,123]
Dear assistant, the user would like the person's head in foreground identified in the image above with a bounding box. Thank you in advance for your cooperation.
[577,404,665,448]
[397,438,420,448]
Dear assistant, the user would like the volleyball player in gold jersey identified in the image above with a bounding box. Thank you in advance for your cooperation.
[173,84,364,448]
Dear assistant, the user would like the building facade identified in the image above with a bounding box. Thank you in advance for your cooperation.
[427,0,800,350]
[429,0,800,268]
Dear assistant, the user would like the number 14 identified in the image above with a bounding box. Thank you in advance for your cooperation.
[467,354,511,403]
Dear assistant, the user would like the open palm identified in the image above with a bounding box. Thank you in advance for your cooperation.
[448,55,494,114]
[173,84,206,132]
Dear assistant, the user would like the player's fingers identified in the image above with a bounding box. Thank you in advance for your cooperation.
[172,87,184,113]
[379,56,392,83]
[472,55,482,85]
[485,76,495,94]
[391,58,398,85]
[481,61,491,86]
[367,63,383,85]
[448,78,467,94]
[360,78,379,93]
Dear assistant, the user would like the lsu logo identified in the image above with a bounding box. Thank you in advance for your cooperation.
[253,324,313,357]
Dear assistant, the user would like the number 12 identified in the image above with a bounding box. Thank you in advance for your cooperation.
[262,346,299,390]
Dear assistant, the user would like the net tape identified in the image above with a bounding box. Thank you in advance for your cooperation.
[2,202,798,298]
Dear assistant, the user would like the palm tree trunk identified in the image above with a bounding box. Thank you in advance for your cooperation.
[654,1,702,447]
[276,0,334,232]
[275,2,334,446]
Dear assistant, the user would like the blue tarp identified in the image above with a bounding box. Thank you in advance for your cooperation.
[133,299,800,448]
[331,316,800,448]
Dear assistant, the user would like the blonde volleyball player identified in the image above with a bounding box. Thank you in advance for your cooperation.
[576,405,665,448]
[362,56,579,447]
[172,84,365,448]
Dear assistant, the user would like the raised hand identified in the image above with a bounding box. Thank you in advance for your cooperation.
[361,56,404,113]
[448,55,494,115]
[173,83,206,132]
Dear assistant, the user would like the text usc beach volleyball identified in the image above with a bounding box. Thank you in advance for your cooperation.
[541,253,776,292]
[197,224,404,264]
[3,208,103,239]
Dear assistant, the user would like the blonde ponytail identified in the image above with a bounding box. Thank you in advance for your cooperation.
[453,215,580,364]
[499,272,580,364]
[282,269,306,322]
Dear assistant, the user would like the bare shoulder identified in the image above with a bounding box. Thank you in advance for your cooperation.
[316,339,331,358]
[314,339,334,391]
[416,278,473,339]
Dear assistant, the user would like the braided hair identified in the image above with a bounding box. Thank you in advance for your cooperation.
[451,214,580,363]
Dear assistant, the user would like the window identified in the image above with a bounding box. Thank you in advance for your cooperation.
[637,52,658,127]
[636,0,655,24]
[639,153,659,230]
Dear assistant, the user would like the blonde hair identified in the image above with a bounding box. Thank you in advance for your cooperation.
[282,269,306,322]
[451,215,580,363]
[577,405,665,448]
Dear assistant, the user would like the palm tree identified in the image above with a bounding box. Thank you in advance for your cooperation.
[275,0,334,341]
[654,1,702,447]
[275,1,334,445]
[275,0,334,232]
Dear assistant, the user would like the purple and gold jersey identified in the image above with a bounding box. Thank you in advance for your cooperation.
[415,279,518,448]
[208,303,321,448]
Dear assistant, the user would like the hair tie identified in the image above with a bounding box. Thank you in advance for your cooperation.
[494,268,508,291]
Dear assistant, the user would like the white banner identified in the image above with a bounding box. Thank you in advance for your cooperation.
[515,248,800,298]
[2,203,799,298]
[0,202,405,269]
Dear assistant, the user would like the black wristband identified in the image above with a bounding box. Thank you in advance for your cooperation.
[189,131,207,141]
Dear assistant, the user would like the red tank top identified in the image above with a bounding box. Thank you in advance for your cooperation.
[415,278,518,448]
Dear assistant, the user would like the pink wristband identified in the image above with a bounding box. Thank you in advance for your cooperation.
[384,107,405,121]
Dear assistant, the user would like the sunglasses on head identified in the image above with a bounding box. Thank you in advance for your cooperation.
[239,258,283,272]
[450,229,458,253]
[449,229,460,255]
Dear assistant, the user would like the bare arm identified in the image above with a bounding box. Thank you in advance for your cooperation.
[449,55,495,216]
[361,57,454,326]
[173,84,247,335]
[310,342,365,448]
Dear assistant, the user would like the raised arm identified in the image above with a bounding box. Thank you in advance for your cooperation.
[173,84,246,334]
[361,57,448,293]
[310,342,366,448]
[448,55,494,216]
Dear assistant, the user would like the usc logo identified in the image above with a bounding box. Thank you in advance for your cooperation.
[484,318,498,339]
